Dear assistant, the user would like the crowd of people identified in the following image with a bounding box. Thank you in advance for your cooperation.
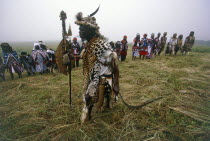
[0,38,88,81]
[0,31,195,81]
[0,41,55,81]
[109,31,195,61]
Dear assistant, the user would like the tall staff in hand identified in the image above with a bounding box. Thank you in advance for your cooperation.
[56,11,72,105]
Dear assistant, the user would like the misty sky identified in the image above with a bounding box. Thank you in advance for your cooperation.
[0,0,210,42]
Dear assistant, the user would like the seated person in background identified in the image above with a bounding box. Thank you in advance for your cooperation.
[20,52,35,75]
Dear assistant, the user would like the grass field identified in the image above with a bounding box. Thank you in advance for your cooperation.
[0,44,210,141]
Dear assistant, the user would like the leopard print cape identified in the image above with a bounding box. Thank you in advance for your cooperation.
[83,37,114,98]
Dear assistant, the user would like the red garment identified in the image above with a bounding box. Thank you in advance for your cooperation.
[121,51,127,56]
[132,46,139,52]
[121,39,128,56]
[139,47,148,55]
[140,37,148,55]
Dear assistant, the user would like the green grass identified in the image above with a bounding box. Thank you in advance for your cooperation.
[0,44,210,141]
[192,45,210,53]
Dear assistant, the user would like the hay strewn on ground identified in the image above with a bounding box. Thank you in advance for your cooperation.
[0,44,210,141]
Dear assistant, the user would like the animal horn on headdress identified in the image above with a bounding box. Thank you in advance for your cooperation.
[89,5,100,17]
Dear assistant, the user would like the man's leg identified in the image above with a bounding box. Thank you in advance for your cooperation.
[81,94,94,124]
[76,60,79,67]
[142,55,145,60]
[95,82,105,112]
[105,78,113,109]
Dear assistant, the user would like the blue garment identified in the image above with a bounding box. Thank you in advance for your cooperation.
[2,51,19,64]
[141,38,148,47]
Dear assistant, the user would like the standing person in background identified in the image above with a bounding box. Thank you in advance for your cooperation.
[71,37,81,67]
[132,33,141,60]
[80,41,87,59]
[115,41,122,61]
[155,32,161,55]
[80,41,86,53]
[110,41,115,50]
[121,35,128,61]
[165,33,177,55]
[39,41,49,72]
[175,34,183,55]
[182,31,195,55]
[146,33,156,59]
[140,34,148,60]
[158,32,167,55]
[32,45,48,74]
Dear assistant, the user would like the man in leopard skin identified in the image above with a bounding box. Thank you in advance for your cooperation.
[75,7,119,123]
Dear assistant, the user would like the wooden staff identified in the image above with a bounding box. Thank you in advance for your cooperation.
[59,11,72,105]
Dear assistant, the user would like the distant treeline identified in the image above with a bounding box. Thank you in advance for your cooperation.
[195,40,210,46]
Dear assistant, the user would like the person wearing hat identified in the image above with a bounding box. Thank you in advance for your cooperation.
[132,33,141,60]
[155,32,161,55]
[75,7,119,123]
[121,35,128,61]
[158,32,167,55]
[182,31,195,55]
[37,41,49,72]
[165,33,177,55]
[146,33,156,59]
[175,34,183,55]
[140,33,148,60]
[39,41,47,51]
[71,37,81,67]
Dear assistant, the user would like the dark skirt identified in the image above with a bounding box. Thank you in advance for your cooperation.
[121,51,127,56]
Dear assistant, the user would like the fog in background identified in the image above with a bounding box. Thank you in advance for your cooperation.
[0,0,210,43]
